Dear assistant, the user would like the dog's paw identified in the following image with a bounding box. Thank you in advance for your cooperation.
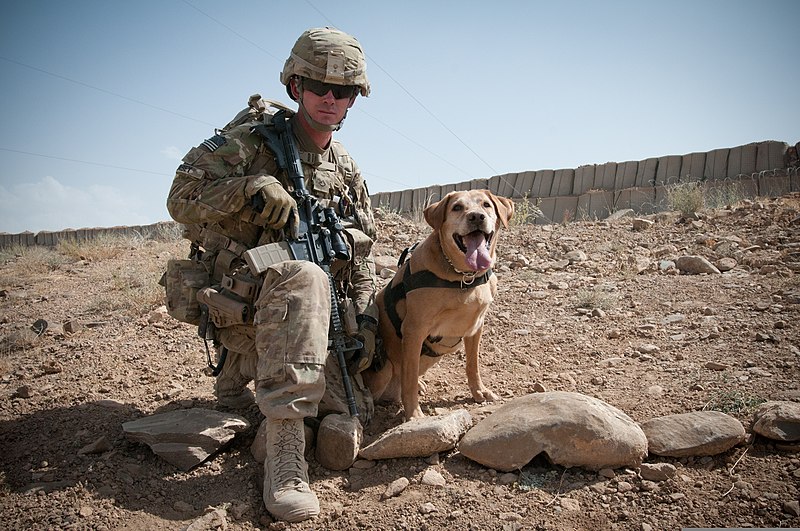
[405,406,425,420]
[471,388,500,403]
[417,379,428,396]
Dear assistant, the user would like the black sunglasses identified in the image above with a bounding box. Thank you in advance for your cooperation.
[301,77,358,99]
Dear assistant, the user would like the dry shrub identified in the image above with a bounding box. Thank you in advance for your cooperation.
[57,233,145,261]
[666,182,705,217]
[574,286,619,311]
[86,256,166,315]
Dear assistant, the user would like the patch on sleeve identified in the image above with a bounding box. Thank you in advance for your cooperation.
[176,163,205,180]
[201,134,227,152]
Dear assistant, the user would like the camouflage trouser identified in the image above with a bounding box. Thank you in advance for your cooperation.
[214,260,373,423]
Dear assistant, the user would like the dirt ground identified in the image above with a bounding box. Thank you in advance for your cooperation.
[1,193,799,531]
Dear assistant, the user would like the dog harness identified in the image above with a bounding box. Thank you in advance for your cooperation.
[383,259,493,354]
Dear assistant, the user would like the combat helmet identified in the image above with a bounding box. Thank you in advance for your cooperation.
[281,27,369,131]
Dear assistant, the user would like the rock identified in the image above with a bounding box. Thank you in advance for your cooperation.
[352,459,376,469]
[12,385,31,399]
[31,319,48,335]
[374,255,398,276]
[122,408,249,471]
[675,255,721,275]
[359,410,472,460]
[606,209,635,221]
[617,481,633,492]
[565,250,587,264]
[639,462,677,481]
[498,472,517,485]
[641,411,745,457]
[382,477,409,499]
[459,392,647,472]
[716,257,737,272]
[632,218,654,231]
[560,498,581,511]
[77,436,113,455]
[419,502,437,514]
[636,344,660,354]
[784,500,800,517]
[147,306,168,324]
[420,468,446,487]
[63,320,81,334]
[751,401,800,442]
[315,413,363,470]
[185,506,229,531]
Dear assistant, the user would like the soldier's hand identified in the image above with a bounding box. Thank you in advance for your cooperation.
[353,316,377,373]
[247,175,296,230]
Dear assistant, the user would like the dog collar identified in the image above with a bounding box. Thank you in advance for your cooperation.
[439,239,487,286]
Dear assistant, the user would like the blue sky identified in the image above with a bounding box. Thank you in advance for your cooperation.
[1,0,798,233]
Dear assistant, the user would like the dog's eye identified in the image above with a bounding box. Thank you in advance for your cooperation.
[452,204,463,212]
[483,201,491,208]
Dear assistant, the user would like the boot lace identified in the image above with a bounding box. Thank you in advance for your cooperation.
[272,420,307,491]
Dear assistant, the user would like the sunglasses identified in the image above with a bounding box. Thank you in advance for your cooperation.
[301,77,358,99]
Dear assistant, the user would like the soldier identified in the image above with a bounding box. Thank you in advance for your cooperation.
[165,27,378,523]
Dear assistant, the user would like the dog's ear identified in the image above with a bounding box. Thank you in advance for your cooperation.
[490,193,515,229]
[424,193,453,230]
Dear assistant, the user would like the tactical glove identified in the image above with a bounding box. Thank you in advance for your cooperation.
[353,315,377,373]
[246,175,298,230]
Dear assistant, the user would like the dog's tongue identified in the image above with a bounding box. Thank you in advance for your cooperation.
[463,232,492,271]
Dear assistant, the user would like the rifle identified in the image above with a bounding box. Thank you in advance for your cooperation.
[247,110,361,417]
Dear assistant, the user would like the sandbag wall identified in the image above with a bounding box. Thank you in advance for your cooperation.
[370,140,800,223]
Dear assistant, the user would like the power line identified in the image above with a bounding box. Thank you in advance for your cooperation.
[354,107,473,179]
[0,147,170,176]
[0,55,216,128]
[302,0,499,176]
[179,0,283,62]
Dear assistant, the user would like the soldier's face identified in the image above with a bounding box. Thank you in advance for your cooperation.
[293,78,355,127]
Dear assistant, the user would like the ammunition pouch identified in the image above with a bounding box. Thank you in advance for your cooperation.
[164,259,209,325]
[197,286,253,328]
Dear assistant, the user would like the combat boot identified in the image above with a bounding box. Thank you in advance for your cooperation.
[262,417,320,522]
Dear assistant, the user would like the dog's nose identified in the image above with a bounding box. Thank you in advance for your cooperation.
[468,212,486,223]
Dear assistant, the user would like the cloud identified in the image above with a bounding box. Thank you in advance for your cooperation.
[161,146,184,161]
[0,176,159,234]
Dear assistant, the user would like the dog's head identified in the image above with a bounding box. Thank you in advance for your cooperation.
[424,189,515,272]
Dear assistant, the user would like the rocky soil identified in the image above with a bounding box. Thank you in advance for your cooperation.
[1,193,799,530]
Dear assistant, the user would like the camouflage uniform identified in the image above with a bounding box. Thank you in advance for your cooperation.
[166,107,377,423]
[167,27,375,523]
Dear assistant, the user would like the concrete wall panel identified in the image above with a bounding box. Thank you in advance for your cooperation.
[551,169,575,197]
[740,143,758,175]
[615,161,639,189]
[595,162,617,191]
[534,170,555,198]
[573,165,595,195]
[680,152,706,182]
[516,171,536,198]
[656,155,682,186]
[704,148,729,180]
[636,158,658,187]
[576,191,615,220]
[616,187,656,213]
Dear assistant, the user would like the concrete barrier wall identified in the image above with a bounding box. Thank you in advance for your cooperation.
[0,221,178,249]
[370,139,798,222]
[4,140,798,248]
